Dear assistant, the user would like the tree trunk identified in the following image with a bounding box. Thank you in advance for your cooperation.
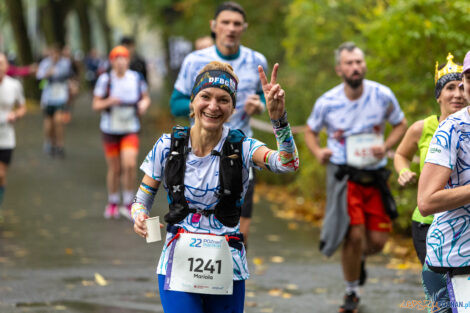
[95,0,112,52]
[5,0,40,99]
[75,0,92,53]
[39,0,74,47]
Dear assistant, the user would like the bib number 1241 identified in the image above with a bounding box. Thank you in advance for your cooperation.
[188,258,222,274]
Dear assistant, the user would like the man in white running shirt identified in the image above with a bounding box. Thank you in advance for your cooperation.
[170,1,268,246]
[304,42,407,312]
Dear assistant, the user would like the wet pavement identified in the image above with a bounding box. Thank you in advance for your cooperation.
[0,93,424,312]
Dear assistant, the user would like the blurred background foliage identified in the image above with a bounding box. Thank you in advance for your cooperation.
[2,0,470,232]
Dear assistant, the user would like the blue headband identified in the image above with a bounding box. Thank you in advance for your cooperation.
[190,70,237,106]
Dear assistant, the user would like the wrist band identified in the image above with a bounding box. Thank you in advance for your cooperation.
[270,111,288,128]
[399,168,411,176]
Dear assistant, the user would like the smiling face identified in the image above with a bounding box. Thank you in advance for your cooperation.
[438,80,466,116]
[192,87,234,132]
[211,10,246,51]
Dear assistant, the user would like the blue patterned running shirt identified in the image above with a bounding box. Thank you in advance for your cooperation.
[425,107,470,268]
[140,126,266,280]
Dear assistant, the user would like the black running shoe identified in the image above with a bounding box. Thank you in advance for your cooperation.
[338,291,360,313]
[359,259,367,286]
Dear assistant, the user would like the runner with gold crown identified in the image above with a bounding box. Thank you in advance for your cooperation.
[417,53,469,312]
[394,53,466,266]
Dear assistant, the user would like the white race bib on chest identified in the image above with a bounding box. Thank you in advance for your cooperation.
[110,106,137,133]
[346,133,384,168]
[164,233,234,295]
[48,82,68,105]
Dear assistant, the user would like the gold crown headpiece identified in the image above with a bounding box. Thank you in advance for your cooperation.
[435,53,463,84]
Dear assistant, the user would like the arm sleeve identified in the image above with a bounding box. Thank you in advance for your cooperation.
[170,89,191,117]
[264,124,299,173]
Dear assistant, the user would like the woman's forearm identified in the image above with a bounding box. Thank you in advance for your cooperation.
[418,184,470,216]
[264,123,299,173]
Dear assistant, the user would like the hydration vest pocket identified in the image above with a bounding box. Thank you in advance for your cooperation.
[164,202,189,224]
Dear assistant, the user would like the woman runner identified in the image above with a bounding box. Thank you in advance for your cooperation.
[418,53,469,312]
[93,45,151,219]
[132,61,298,313]
[394,53,465,265]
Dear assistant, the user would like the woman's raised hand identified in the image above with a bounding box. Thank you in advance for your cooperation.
[258,63,285,120]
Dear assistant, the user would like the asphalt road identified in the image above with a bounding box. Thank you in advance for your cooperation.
[0,93,425,313]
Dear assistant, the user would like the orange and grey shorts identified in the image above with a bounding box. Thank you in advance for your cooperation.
[347,181,392,232]
[102,132,139,158]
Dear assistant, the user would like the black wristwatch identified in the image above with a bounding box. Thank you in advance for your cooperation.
[271,111,288,128]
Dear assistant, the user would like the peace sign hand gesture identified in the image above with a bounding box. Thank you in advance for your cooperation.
[258,63,285,120]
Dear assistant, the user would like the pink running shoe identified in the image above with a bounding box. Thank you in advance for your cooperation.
[104,203,118,219]
[119,204,133,221]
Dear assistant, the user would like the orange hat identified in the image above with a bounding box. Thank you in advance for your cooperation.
[109,45,130,60]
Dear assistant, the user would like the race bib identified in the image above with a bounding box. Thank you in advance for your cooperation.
[48,82,68,105]
[110,106,137,133]
[164,233,234,295]
[447,273,470,312]
[346,133,384,168]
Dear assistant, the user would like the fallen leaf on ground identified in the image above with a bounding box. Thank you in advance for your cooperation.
[282,292,292,299]
[270,256,285,263]
[287,222,299,230]
[253,257,264,265]
[65,248,74,255]
[268,288,283,297]
[54,305,67,310]
[81,280,94,286]
[266,235,280,242]
[94,273,108,286]
[145,292,155,298]
[286,284,298,290]
[246,301,257,307]
[246,291,256,298]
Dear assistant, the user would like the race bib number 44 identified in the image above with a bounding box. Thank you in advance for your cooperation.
[164,233,234,295]
[346,133,384,168]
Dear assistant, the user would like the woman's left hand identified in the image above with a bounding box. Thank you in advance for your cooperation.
[258,63,285,120]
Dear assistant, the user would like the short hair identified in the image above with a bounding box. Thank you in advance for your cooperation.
[214,2,246,21]
[334,42,364,65]
[120,36,135,46]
